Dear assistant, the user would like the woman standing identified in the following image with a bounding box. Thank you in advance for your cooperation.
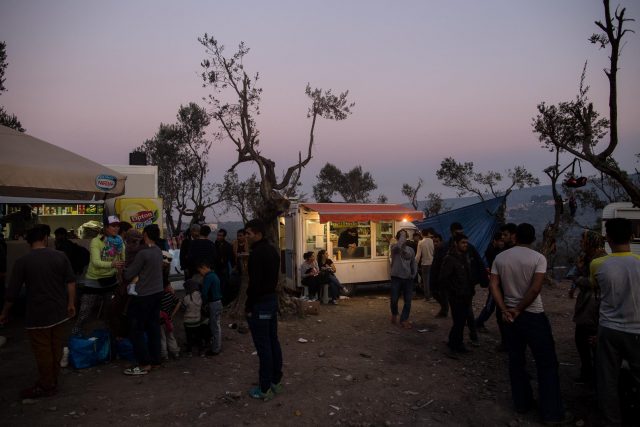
[571,230,606,385]
[71,216,125,336]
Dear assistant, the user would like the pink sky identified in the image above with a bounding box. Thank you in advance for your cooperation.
[1,0,639,207]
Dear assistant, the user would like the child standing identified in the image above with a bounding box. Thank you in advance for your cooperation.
[196,262,222,356]
[160,283,181,360]
[182,279,205,356]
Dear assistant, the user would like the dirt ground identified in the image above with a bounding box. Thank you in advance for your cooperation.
[0,282,604,426]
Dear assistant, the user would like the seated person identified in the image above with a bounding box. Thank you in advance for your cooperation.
[317,249,343,304]
[300,251,321,300]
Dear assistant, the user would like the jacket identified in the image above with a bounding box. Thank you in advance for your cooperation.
[182,290,202,324]
[439,249,474,302]
[390,234,417,280]
[246,238,280,312]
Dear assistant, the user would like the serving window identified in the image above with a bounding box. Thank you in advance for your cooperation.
[375,221,393,257]
[330,221,371,259]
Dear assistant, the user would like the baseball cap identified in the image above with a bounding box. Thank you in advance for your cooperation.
[105,215,121,226]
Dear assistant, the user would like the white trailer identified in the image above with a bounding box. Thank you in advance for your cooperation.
[601,202,640,254]
[281,202,424,294]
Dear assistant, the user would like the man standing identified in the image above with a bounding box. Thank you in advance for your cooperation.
[439,234,474,353]
[0,225,76,398]
[214,228,234,299]
[123,224,164,376]
[590,218,640,425]
[245,219,283,401]
[475,231,504,332]
[415,228,434,301]
[490,223,566,423]
[390,230,417,329]
[186,225,216,281]
[179,224,200,280]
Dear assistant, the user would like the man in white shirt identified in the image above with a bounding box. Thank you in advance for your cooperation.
[415,228,435,301]
[489,223,566,423]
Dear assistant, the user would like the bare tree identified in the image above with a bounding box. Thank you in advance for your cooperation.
[436,157,539,222]
[401,178,423,210]
[424,192,449,218]
[534,0,639,206]
[199,35,354,241]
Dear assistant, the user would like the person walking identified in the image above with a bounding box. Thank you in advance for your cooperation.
[389,230,417,329]
[0,225,76,398]
[489,223,567,424]
[122,224,164,375]
[590,218,640,426]
[439,233,475,353]
[244,219,283,401]
[415,228,435,301]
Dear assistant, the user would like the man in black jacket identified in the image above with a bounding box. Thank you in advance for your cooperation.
[245,219,283,401]
[439,233,474,353]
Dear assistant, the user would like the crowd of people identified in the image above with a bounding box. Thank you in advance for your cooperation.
[0,217,283,402]
[388,219,639,426]
[0,213,638,424]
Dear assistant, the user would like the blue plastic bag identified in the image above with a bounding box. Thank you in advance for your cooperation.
[68,329,110,369]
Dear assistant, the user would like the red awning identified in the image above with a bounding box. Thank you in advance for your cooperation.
[300,203,425,223]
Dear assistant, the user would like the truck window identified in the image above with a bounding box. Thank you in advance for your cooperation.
[375,221,393,256]
[330,221,371,259]
[305,220,326,253]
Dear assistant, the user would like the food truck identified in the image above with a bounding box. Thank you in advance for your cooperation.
[281,202,424,294]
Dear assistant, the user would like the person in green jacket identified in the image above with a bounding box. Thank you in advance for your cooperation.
[71,215,125,336]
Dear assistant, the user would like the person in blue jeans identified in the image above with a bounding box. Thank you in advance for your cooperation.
[244,219,283,401]
[489,223,568,424]
[196,261,222,356]
[389,230,417,329]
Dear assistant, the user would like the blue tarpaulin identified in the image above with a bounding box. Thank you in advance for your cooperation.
[413,196,505,263]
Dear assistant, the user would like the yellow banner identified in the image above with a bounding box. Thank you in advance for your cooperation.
[115,198,163,234]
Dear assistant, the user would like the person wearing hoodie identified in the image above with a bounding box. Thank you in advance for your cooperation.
[389,230,417,329]
[71,215,125,336]
[439,234,475,353]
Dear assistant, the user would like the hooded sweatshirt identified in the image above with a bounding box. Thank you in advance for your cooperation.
[390,234,417,280]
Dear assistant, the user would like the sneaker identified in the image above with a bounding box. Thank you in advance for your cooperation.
[328,299,338,305]
[249,386,275,401]
[270,382,284,394]
[123,366,149,376]
[20,385,57,399]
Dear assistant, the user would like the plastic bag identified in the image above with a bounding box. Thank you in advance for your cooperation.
[68,329,110,369]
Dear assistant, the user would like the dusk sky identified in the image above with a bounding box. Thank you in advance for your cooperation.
[1,0,639,210]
